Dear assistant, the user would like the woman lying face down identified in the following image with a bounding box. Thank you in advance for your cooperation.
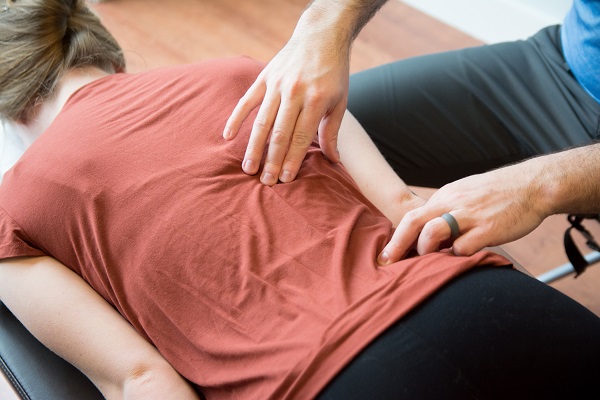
[1,1,599,399]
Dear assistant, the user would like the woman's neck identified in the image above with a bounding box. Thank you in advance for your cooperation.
[5,68,111,148]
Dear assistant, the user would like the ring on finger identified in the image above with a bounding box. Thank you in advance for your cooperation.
[440,213,460,239]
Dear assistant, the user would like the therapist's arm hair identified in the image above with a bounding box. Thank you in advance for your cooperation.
[0,256,199,400]
[337,110,424,226]
[305,0,389,43]
[535,142,600,215]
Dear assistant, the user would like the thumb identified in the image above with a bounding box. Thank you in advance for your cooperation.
[317,105,345,163]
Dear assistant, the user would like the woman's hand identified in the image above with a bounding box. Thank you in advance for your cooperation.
[377,161,549,264]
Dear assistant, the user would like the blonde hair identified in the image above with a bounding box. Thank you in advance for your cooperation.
[0,0,125,122]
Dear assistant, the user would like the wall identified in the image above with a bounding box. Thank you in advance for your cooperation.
[401,0,573,43]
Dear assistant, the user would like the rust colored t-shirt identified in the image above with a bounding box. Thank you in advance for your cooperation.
[0,57,509,399]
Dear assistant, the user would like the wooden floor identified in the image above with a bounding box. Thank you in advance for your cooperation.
[0,0,597,397]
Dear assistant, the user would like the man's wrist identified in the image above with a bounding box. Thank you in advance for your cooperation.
[522,144,600,217]
[298,0,388,47]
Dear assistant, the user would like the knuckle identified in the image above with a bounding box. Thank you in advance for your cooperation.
[451,241,473,257]
[254,117,270,131]
[290,131,314,148]
[287,80,306,97]
[239,90,259,108]
[263,159,282,173]
[270,128,290,145]
[419,223,438,241]
[305,90,325,106]
[239,92,253,105]
[403,209,422,227]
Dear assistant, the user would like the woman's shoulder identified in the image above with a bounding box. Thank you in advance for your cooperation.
[142,56,265,83]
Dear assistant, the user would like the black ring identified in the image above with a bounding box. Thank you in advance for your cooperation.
[441,213,460,239]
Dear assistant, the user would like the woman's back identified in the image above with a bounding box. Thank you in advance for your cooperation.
[0,56,507,399]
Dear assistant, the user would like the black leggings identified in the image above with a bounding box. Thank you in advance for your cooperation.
[348,25,600,187]
[318,266,600,399]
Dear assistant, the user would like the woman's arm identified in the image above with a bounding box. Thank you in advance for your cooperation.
[337,110,424,226]
[0,256,199,400]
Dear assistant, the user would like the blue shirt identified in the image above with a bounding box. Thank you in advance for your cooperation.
[562,0,600,103]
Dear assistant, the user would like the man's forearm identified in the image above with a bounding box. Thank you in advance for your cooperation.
[536,142,600,215]
[300,0,389,46]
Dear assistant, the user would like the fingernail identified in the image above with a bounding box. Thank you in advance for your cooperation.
[377,250,390,266]
[223,129,230,139]
[280,170,292,183]
[262,172,277,186]
[243,159,256,174]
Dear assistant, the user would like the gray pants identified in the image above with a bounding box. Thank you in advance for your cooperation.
[348,25,600,188]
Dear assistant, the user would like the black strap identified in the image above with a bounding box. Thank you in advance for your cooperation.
[563,214,600,277]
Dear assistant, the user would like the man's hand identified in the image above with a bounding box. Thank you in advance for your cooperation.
[377,161,549,264]
[223,32,349,186]
[223,0,389,186]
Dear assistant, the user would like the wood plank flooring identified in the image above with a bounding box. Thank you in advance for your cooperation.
[90,0,482,73]
[0,0,597,397]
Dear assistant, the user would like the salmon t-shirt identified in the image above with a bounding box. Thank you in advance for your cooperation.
[0,57,509,399]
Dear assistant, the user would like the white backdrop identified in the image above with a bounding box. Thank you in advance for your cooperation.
[401,0,573,43]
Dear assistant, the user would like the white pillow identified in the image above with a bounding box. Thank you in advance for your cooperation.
[0,122,26,183]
